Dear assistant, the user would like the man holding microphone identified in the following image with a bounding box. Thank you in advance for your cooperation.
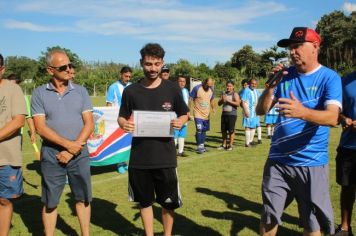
[256,27,342,236]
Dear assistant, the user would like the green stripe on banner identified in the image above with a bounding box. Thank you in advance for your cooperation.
[90,150,130,166]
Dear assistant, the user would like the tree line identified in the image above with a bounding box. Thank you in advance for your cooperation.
[3,10,355,95]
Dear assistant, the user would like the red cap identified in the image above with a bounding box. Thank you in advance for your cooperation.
[277,27,321,47]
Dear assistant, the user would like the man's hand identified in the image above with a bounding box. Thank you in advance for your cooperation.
[56,151,74,164]
[171,119,183,130]
[65,140,84,155]
[122,120,135,133]
[276,91,307,119]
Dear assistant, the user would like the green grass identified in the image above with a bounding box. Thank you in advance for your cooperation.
[13,96,348,235]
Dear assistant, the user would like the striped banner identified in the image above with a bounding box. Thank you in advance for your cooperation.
[87,107,132,166]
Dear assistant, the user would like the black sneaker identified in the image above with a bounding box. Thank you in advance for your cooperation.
[334,225,353,236]
[258,139,262,144]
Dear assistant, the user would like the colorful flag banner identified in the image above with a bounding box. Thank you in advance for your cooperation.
[87,107,132,166]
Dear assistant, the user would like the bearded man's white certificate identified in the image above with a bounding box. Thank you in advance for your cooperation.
[132,110,177,137]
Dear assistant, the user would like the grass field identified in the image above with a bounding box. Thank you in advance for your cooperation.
[11,96,349,236]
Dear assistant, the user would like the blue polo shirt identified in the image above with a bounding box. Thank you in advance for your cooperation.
[31,81,93,143]
[269,65,342,166]
[339,71,356,150]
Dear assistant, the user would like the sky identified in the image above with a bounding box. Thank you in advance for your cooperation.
[0,0,355,67]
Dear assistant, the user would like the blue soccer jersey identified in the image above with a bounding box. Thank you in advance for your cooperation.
[339,71,356,150]
[106,81,131,107]
[269,65,342,166]
[241,88,260,119]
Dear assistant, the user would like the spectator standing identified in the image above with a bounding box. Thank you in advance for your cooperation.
[0,53,27,236]
[190,77,215,154]
[264,104,278,139]
[32,49,94,236]
[160,65,170,80]
[241,78,261,147]
[217,80,240,150]
[334,71,356,236]
[174,75,190,157]
[106,66,132,174]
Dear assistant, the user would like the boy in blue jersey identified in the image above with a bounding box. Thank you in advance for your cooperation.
[256,27,342,236]
[174,75,190,156]
[334,71,356,236]
[106,66,132,173]
[106,66,132,107]
[241,78,261,147]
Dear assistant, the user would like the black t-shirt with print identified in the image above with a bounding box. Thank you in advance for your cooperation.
[119,79,189,169]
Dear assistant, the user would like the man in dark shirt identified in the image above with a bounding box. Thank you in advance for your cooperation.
[118,43,188,236]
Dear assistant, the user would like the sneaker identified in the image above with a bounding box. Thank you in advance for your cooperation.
[196,147,207,154]
[217,145,225,150]
[267,135,272,139]
[226,146,233,151]
[258,139,262,144]
[118,166,126,174]
[334,225,353,236]
[177,152,188,157]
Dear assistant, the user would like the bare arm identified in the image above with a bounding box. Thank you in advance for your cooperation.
[218,95,224,106]
[118,116,135,133]
[26,117,37,143]
[276,91,340,126]
[57,111,94,164]
[210,99,216,113]
[0,114,25,141]
[241,101,250,118]
[75,111,94,143]
[226,93,241,107]
[33,115,83,155]
[171,114,188,129]
[256,88,277,115]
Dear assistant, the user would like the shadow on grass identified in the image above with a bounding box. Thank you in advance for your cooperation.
[196,187,300,236]
[90,164,119,175]
[13,193,78,236]
[65,193,142,235]
[26,160,41,175]
[150,205,222,235]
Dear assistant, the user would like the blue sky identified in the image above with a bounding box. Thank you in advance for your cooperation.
[0,0,355,67]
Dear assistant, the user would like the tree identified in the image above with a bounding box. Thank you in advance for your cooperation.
[316,10,356,75]
[5,56,38,83]
[230,45,260,77]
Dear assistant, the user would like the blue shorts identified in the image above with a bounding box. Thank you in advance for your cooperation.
[0,165,23,199]
[41,146,92,208]
[243,117,258,128]
[265,114,278,124]
[174,125,187,139]
[194,118,210,132]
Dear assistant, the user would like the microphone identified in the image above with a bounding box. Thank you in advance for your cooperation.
[265,62,290,88]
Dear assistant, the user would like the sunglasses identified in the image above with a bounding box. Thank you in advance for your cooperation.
[49,63,74,72]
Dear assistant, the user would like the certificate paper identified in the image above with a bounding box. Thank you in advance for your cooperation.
[133,110,177,137]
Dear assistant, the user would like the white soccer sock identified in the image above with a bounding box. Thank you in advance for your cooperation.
[245,130,250,145]
[250,129,256,143]
[178,138,185,153]
[174,138,178,147]
[267,126,272,136]
[272,126,275,135]
[257,126,262,140]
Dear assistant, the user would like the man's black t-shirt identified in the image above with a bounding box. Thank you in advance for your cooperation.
[119,79,189,169]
